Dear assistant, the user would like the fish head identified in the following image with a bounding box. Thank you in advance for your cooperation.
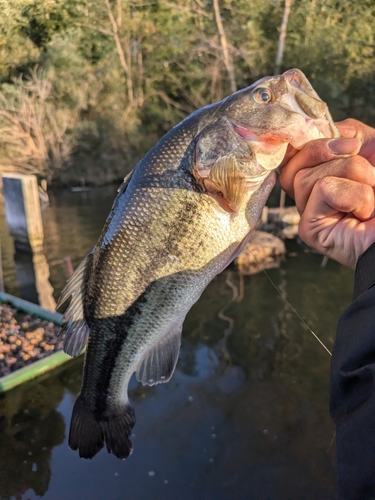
[194,68,338,214]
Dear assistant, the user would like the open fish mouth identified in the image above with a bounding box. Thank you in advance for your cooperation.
[227,68,339,153]
[281,68,339,143]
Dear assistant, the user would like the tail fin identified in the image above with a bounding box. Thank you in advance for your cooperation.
[69,394,136,460]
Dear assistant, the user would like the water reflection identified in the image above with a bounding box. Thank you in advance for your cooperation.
[0,186,117,300]
[14,252,56,311]
[0,374,66,498]
[0,187,354,499]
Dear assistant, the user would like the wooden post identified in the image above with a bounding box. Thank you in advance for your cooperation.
[0,238,4,293]
[2,174,44,254]
[2,174,56,310]
[14,252,57,311]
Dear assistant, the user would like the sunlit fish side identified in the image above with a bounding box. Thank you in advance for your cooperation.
[57,68,339,460]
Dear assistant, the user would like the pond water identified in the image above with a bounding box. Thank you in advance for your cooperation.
[0,186,354,500]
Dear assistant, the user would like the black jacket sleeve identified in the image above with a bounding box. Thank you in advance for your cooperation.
[330,241,375,500]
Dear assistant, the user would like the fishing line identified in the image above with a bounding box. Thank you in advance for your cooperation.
[248,248,332,356]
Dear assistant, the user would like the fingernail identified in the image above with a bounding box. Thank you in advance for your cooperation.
[328,138,360,155]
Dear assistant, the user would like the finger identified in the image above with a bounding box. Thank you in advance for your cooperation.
[336,118,374,140]
[279,137,361,198]
[294,155,375,214]
[337,119,375,165]
[302,176,375,225]
[299,177,375,268]
[278,144,298,169]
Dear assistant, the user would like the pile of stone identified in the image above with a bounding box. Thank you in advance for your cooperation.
[260,206,301,239]
[234,206,301,275]
[235,230,286,275]
[0,303,62,376]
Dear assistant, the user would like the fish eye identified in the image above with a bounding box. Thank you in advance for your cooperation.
[253,88,273,104]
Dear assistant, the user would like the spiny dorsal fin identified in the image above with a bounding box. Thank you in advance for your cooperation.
[56,253,93,357]
[117,169,134,196]
[136,324,182,386]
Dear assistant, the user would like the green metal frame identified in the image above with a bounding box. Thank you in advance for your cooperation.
[0,292,74,393]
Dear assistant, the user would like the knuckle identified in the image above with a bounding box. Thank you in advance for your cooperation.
[341,156,364,174]
[343,155,373,181]
[361,184,374,205]
[341,118,360,129]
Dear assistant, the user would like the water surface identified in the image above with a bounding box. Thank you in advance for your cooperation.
[0,187,354,499]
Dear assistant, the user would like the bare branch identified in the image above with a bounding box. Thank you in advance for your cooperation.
[116,0,122,27]
[274,0,293,75]
[103,0,134,103]
[73,21,114,37]
[145,91,191,114]
[161,1,211,19]
[212,0,236,92]
[0,71,80,180]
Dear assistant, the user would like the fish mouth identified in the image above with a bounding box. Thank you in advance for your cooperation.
[232,69,339,149]
[283,69,321,104]
[233,123,292,144]
[282,68,339,142]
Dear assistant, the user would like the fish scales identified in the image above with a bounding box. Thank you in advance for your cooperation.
[57,68,339,460]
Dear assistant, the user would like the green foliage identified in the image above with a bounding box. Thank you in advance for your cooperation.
[0,0,374,184]
[20,0,70,48]
[279,0,375,122]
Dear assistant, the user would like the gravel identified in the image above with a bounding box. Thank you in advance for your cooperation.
[0,303,62,377]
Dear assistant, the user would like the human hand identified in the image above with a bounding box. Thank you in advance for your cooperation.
[278,119,375,269]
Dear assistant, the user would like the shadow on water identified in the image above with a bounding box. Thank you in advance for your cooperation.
[0,187,354,499]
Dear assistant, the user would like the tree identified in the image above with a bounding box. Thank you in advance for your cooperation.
[274,0,293,75]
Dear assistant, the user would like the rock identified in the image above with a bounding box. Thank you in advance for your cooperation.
[235,230,286,275]
[267,206,300,225]
[281,224,299,239]
[0,344,11,354]
[258,206,301,240]
[0,303,62,376]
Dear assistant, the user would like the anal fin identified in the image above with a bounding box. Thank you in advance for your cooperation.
[136,324,182,386]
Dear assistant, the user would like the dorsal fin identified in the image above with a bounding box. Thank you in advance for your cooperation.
[136,324,182,386]
[56,253,93,357]
[117,169,134,196]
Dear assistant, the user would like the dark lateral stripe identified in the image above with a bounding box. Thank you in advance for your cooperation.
[90,287,151,414]
[88,266,193,414]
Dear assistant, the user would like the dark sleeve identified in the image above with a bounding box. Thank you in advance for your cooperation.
[330,241,375,500]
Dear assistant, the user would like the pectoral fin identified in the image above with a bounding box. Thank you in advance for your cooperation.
[203,155,247,213]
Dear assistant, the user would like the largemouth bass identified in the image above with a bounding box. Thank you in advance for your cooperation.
[57,69,338,460]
